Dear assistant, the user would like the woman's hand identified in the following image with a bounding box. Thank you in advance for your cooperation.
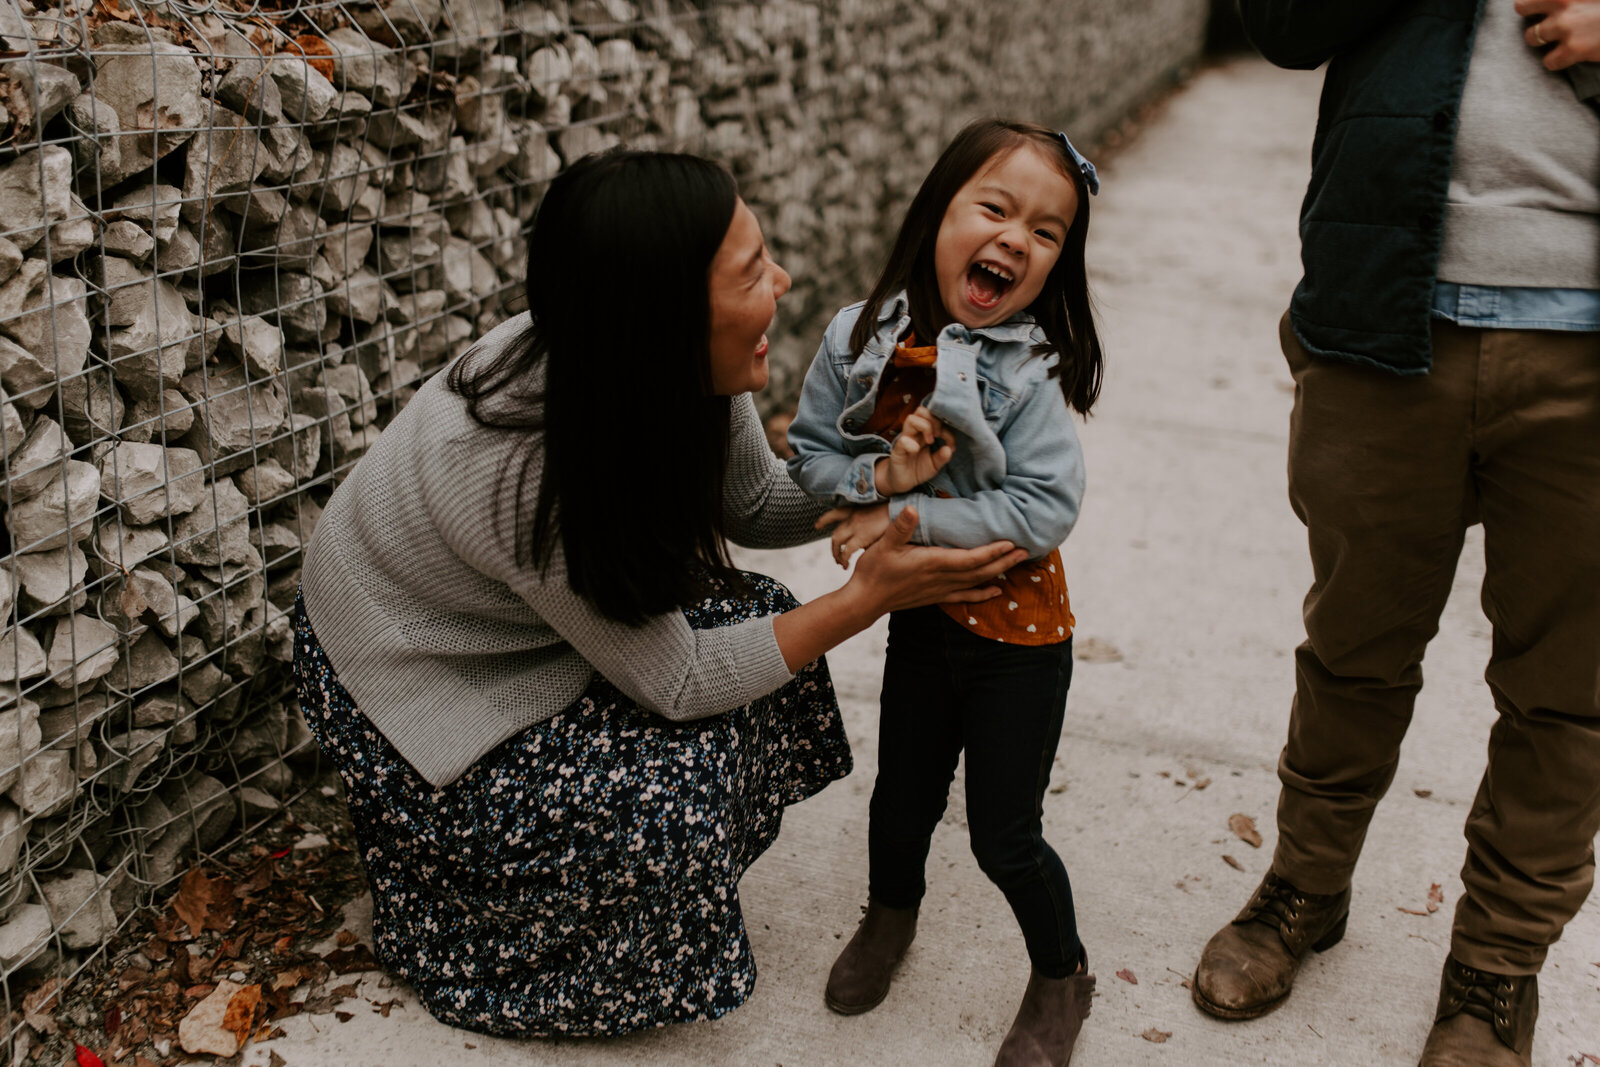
[847,506,1026,612]
[771,507,1026,671]
[817,503,893,569]
[874,407,955,496]
[1518,0,1600,68]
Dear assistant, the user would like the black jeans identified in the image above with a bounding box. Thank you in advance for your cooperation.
[867,606,1081,977]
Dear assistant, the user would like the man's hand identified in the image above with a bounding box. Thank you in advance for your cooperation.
[874,407,955,496]
[817,503,894,569]
[1518,0,1600,69]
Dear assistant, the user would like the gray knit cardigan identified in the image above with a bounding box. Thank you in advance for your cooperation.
[300,314,827,787]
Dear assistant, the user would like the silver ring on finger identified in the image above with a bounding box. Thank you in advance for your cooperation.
[1532,22,1546,46]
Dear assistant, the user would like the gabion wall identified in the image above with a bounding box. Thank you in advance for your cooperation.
[0,0,1207,1017]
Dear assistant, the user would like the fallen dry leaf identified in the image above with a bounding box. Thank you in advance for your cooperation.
[222,984,263,1048]
[172,870,239,937]
[22,978,63,1034]
[1192,777,1211,790]
[73,1045,105,1067]
[1426,883,1443,913]
[1413,788,1433,798]
[1397,907,1430,916]
[1228,814,1263,849]
[1074,637,1123,663]
[1116,968,1138,985]
[1141,1028,1172,1043]
[178,980,247,1057]
[1222,854,1244,871]
[336,930,358,947]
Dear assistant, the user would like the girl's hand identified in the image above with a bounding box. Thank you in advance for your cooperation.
[874,407,955,496]
[816,504,894,569]
[1517,0,1600,67]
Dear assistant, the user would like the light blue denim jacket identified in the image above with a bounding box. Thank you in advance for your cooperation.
[787,292,1085,560]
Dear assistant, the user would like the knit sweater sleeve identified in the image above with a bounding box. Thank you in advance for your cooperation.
[721,392,830,549]
[429,430,798,722]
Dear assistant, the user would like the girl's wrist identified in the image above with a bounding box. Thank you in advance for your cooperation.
[873,456,896,496]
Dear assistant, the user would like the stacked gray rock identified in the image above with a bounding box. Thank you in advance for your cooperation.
[0,0,1208,979]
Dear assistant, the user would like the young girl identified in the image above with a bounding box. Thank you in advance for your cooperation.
[787,119,1103,1066]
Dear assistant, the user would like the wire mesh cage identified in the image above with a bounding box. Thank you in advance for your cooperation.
[0,0,1213,1051]
[0,0,848,1046]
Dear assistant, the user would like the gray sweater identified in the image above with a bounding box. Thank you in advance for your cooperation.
[301,314,827,787]
[1438,0,1600,287]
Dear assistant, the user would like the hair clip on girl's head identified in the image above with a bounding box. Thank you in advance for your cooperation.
[1056,132,1100,196]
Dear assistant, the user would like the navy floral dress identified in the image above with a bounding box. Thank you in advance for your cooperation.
[292,573,852,1038]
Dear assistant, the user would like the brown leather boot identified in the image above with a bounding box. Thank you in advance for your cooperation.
[824,900,918,1014]
[1191,870,1351,1020]
[992,955,1095,1067]
[1417,956,1536,1065]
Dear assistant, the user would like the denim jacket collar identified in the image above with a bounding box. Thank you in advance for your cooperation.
[871,290,1042,352]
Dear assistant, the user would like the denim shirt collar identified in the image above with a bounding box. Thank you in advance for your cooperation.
[876,290,1042,349]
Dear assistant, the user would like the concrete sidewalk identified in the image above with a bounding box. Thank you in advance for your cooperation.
[248,57,1600,1066]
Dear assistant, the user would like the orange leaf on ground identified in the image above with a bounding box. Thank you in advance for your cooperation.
[1426,882,1443,913]
[1397,907,1430,916]
[222,984,263,1047]
[1116,968,1138,985]
[1221,854,1244,871]
[1228,813,1263,848]
[1141,1028,1172,1043]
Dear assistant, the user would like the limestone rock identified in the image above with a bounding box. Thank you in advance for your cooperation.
[268,55,339,124]
[56,371,125,446]
[0,697,41,792]
[0,147,72,253]
[324,27,410,108]
[44,614,121,688]
[178,362,288,470]
[40,868,115,949]
[13,544,90,616]
[351,0,445,46]
[9,749,73,815]
[0,904,51,970]
[267,413,321,481]
[238,271,326,344]
[103,728,164,793]
[233,458,297,506]
[0,627,46,685]
[106,182,182,243]
[102,219,155,262]
[170,478,253,567]
[0,271,90,399]
[106,278,191,400]
[0,803,21,874]
[97,442,206,525]
[5,415,69,501]
[93,41,205,184]
[219,315,284,378]
[120,388,195,445]
[6,460,99,553]
[95,522,171,572]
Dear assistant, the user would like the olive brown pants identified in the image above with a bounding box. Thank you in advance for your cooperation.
[1271,313,1600,975]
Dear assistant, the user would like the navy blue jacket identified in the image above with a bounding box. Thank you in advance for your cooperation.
[1241,0,1485,374]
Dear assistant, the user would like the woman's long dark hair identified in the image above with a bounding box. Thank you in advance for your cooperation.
[849,119,1104,415]
[448,150,743,625]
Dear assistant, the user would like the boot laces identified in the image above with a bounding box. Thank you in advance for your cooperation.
[1451,963,1508,1025]
[1248,872,1309,933]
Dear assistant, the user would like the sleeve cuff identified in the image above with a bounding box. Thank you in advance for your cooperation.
[839,453,886,505]
[887,493,932,545]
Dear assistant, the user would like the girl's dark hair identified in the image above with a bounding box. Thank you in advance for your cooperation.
[850,119,1104,415]
[448,149,743,625]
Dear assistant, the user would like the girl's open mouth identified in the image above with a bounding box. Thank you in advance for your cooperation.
[966,262,1015,310]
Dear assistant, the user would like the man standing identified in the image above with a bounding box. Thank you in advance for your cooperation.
[1190,2,1600,1063]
